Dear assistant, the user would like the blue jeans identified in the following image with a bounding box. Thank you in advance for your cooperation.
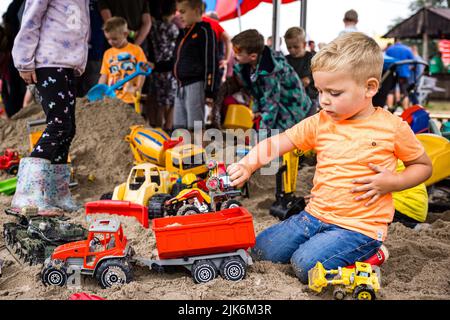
[251,211,382,284]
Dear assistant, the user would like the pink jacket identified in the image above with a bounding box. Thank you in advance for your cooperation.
[12,0,90,76]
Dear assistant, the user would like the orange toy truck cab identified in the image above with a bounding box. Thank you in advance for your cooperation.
[41,218,133,288]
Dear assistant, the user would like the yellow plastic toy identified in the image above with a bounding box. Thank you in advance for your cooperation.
[101,163,178,208]
[126,125,208,177]
[133,91,142,114]
[392,160,428,223]
[223,104,253,130]
[416,133,450,186]
[308,261,381,300]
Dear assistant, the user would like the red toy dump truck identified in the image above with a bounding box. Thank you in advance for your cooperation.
[41,207,255,288]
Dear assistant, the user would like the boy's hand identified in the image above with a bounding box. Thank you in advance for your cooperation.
[351,163,400,206]
[227,163,252,188]
[20,71,37,84]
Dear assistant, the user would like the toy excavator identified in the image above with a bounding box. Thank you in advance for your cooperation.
[269,150,306,220]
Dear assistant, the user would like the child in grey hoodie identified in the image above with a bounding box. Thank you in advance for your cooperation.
[11,0,90,213]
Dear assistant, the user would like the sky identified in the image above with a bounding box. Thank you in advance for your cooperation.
[0,0,413,47]
[220,0,413,44]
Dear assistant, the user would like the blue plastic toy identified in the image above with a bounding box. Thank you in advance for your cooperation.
[87,61,152,102]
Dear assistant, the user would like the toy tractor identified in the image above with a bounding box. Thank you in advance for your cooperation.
[308,261,381,300]
[43,207,255,288]
[126,125,209,178]
[0,149,20,175]
[164,160,242,216]
[41,218,133,288]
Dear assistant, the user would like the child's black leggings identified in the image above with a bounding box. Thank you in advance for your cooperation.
[30,67,76,164]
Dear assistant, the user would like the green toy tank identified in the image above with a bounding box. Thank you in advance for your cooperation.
[3,208,87,265]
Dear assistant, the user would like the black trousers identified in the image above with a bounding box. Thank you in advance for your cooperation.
[31,67,76,164]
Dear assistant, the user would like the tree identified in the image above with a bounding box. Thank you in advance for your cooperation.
[408,0,449,12]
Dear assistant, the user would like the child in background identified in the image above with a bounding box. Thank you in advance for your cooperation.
[173,0,218,130]
[149,1,179,131]
[230,29,312,132]
[11,0,90,212]
[284,27,319,113]
[227,33,432,283]
[99,17,147,106]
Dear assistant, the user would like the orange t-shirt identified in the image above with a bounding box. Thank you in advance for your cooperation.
[285,107,425,241]
[100,43,147,104]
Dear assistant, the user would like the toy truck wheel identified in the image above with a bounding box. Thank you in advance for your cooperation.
[178,204,200,216]
[192,260,218,283]
[353,285,376,300]
[333,288,347,300]
[100,192,113,200]
[7,165,19,175]
[95,259,132,289]
[42,266,68,287]
[148,194,171,219]
[219,257,247,281]
[220,199,242,210]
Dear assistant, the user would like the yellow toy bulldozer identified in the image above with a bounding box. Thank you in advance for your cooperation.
[308,261,381,300]
[125,125,208,178]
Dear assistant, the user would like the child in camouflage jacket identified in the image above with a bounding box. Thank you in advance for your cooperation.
[213,29,312,132]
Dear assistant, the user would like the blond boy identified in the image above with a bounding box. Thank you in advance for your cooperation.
[99,17,147,105]
[284,27,318,109]
[227,33,432,283]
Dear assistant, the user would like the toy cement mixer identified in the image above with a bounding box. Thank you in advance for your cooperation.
[125,125,208,177]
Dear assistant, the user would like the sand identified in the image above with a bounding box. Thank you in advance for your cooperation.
[0,98,449,300]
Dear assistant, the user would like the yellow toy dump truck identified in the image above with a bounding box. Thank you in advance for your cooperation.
[96,163,179,223]
[308,261,381,300]
[100,163,178,204]
[125,125,208,178]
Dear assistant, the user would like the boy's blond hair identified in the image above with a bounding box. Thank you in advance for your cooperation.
[311,32,383,84]
[284,27,306,42]
[103,16,128,34]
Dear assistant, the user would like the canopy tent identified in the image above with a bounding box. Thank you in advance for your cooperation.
[204,0,306,52]
[383,7,450,59]
[204,0,298,22]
